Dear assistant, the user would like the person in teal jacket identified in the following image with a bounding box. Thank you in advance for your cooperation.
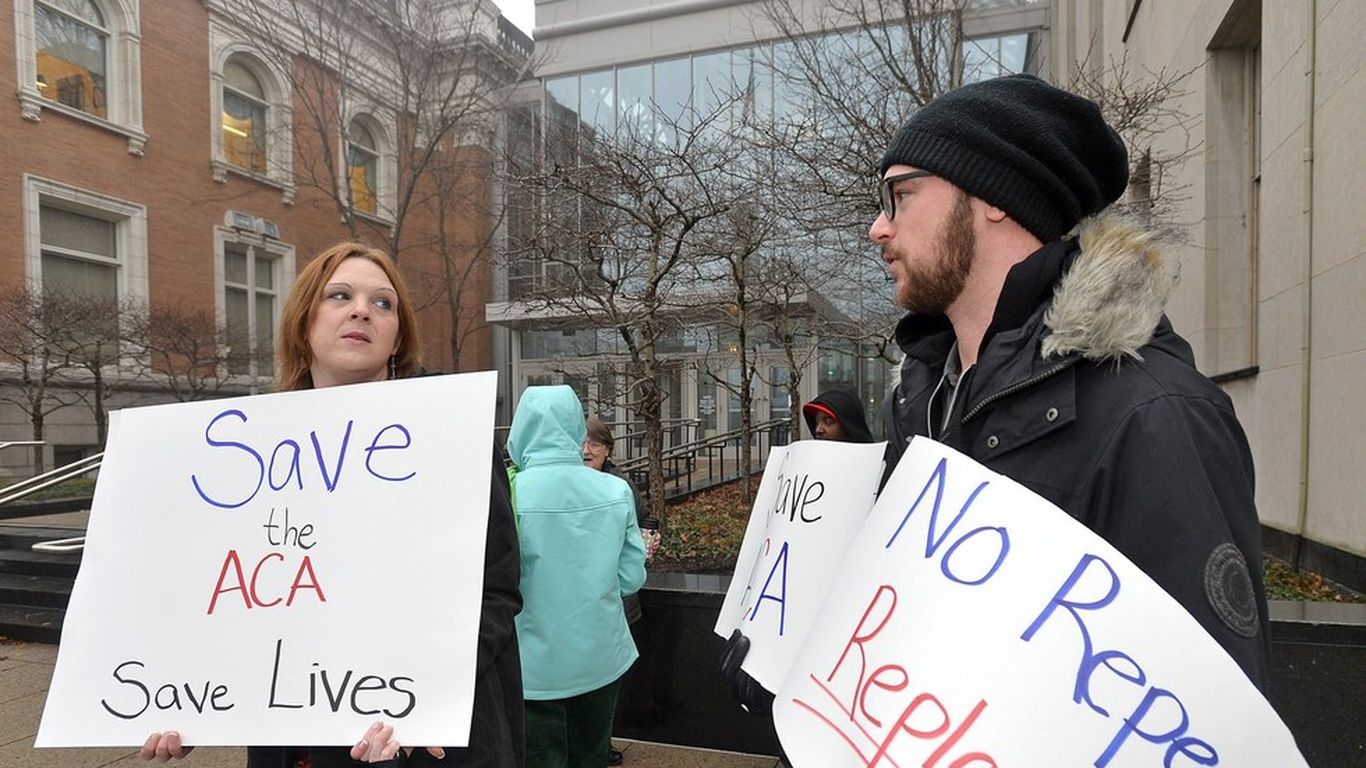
[507,385,647,767]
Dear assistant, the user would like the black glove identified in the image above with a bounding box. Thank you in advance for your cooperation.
[720,629,775,717]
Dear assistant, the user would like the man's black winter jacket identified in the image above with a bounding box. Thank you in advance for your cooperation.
[883,215,1272,689]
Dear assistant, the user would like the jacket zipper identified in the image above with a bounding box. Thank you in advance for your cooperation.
[959,360,1076,425]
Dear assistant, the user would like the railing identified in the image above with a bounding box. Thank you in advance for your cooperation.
[0,453,101,508]
[616,418,793,500]
[0,447,100,553]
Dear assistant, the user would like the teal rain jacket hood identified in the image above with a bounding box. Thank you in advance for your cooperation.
[508,385,647,699]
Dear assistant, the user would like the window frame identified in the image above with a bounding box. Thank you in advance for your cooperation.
[221,60,272,177]
[22,174,148,371]
[341,111,396,223]
[38,207,120,303]
[15,0,146,154]
[214,227,295,386]
[208,29,295,203]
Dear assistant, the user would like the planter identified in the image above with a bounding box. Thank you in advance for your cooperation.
[614,571,780,756]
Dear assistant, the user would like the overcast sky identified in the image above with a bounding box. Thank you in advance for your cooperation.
[492,0,534,36]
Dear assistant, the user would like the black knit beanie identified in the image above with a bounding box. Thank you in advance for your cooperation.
[878,74,1128,243]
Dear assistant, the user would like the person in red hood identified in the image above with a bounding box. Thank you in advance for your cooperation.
[801,389,874,442]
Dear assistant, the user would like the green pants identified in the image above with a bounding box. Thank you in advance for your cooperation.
[524,677,623,768]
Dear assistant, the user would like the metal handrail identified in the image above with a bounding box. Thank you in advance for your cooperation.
[0,453,103,507]
[32,536,86,553]
[613,417,795,501]
[0,448,101,554]
[616,417,792,473]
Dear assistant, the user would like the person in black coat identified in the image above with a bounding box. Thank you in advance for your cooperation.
[873,75,1269,688]
[725,73,1270,727]
[801,390,874,443]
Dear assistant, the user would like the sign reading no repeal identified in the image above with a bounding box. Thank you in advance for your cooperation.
[37,372,497,748]
[720,438,1308,766]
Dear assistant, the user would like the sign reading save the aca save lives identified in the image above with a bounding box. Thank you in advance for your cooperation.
[37,372,496,748]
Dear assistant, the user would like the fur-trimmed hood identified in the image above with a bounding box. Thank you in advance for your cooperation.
[1040,214,1180,363]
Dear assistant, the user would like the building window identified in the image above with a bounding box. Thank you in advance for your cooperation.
[1205,3,1261,376]
[39,204,118,301]
[208,32,293,199]
[217,233,293,381]
[34,0,108,118]
[16,0,146,153]
[345,115,392,217]
[24,174,148,308]
[222,57,269,175]
[962,31,1041,83]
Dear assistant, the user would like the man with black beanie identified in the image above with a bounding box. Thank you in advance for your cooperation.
[875,73,1271,689]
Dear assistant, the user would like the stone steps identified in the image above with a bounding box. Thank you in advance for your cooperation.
[0,525,82,643]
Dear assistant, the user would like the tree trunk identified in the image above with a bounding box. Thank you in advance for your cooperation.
[737,342,753,502]
[93,367,108,446]
[31,410,45,475]
[639,371,666,524]
[438,206,464,371]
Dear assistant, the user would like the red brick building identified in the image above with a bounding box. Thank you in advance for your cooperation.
[0,0,529,477]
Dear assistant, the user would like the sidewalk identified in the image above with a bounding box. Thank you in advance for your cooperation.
[0,639,780,768]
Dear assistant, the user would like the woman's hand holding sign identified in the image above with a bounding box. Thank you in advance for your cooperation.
[140,721,447,763]
[139,731,191,762]
[350,721,400,762]
[349,721,447,762]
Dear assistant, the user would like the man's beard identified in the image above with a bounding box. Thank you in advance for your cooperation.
[890,191,975,315]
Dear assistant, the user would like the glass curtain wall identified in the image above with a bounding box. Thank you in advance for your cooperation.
[517,18,1041,436]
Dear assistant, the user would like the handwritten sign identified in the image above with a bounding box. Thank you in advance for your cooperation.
[715,440,886,690]
[771,437,1307,767]
[37,372,497,748]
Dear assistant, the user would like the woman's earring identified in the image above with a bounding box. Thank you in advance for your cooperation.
[388,355,397,380]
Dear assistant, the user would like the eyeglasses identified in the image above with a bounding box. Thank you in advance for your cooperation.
[877,170,935,221]
[584,439,608,450]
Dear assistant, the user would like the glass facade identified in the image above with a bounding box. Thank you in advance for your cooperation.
[506,14,1043,431]
[963,32,1038,83]
[540,26,1041,141]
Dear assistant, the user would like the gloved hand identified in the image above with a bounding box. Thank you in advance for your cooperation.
[720,629,775,717]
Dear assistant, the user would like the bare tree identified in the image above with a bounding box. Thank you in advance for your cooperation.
[690,201,774,500]
[759,0,964,236]
[507,101,767,521]
[759,0,1200,378]
[125,303,248,402]
[61,295,127,447]
[0,287,84,474]
[1067,48,1199,231]
[219,0,534,259]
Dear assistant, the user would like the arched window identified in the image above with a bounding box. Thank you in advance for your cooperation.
[19,0,144,152]
[222,56,269,174]
[34,0,108,118]
[347,119,380,214]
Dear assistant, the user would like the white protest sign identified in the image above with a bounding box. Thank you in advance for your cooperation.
[773,437,1306,767]
[38,372,497,748]
[715,440,886,690]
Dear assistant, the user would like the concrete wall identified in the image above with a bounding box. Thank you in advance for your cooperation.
[1088,0,1365,564]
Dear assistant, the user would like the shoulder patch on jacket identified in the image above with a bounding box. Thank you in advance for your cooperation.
[1204,542,1259,638]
